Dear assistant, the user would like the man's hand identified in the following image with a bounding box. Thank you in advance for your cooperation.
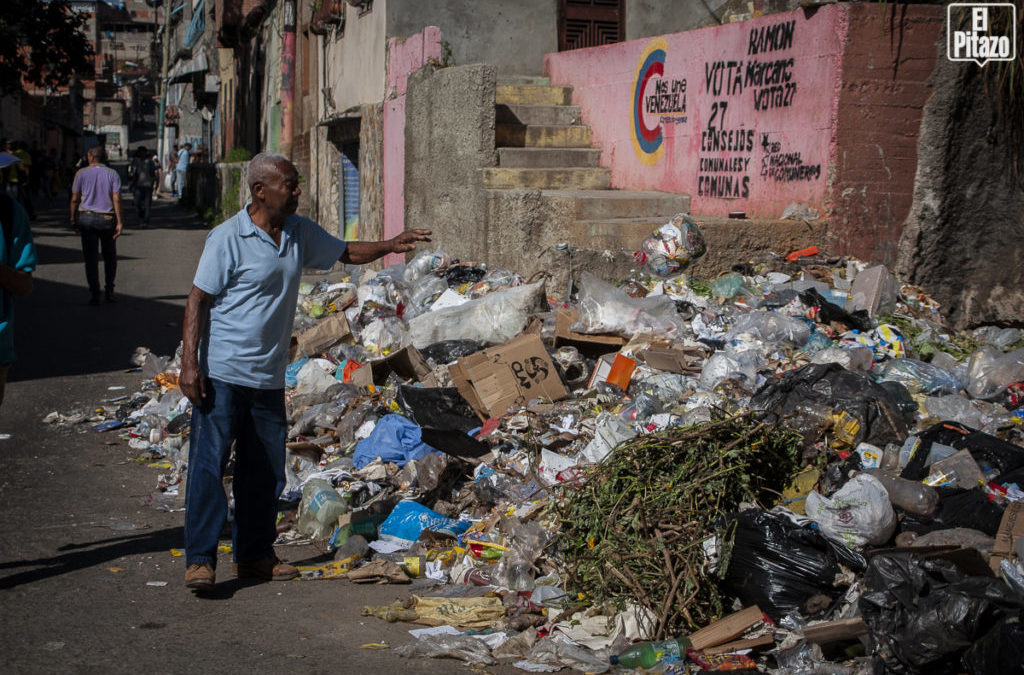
[179,360,206,406]
[388,229,432,254]
[113,221,123,239]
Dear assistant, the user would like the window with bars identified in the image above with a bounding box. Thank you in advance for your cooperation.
[558,0,624,51]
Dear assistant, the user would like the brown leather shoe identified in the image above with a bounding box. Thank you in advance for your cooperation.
[185,562,215,590]
[234,556,298,581]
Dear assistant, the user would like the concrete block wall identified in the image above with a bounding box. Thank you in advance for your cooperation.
[404,64,497,262]
[827,3,943,266]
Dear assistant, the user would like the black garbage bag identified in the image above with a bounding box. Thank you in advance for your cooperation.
[899,488,1005,537]
[419,339,485,366]
[798,288,872,332]
[719,510,865,622]
[396,386,479,433]
[860,553,1024,673]
[961,615,1024,675]
[901,420,1024,482]
[444,263,487,287]
[750,363,908,448]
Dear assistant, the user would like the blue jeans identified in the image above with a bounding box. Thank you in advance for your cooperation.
[175,169,186,197]
[185,378,287,567]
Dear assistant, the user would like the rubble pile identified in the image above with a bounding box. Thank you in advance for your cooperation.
[45,215,1024,673]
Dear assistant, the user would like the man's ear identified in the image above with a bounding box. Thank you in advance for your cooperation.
[252,183,263,199]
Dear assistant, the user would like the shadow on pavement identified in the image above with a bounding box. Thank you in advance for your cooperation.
[0,526,183,590]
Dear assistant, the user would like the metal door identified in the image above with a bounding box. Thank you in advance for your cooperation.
[558,0,625,51]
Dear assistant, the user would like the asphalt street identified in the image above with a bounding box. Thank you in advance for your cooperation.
[0,192,520,674]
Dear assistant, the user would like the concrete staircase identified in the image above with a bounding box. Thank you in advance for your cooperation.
[488,77,690,248]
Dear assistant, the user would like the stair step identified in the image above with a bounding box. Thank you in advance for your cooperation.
[483,167,611,190]
[497,124,592,148]
[497,147,601,168]
[571,218,672,250]
[542,189,692,220]
[498,75,552,86]
[496,84,573,106]
[500,103,581,126]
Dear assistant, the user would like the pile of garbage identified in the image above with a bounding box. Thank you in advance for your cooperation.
[44,214,1024,673]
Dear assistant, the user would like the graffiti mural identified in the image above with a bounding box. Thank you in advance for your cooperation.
[546,7,844,217]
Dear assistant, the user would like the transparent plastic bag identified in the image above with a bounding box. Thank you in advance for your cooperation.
[467,267,524,299]
[406,281,546,348]
[725,310,811,346]
[394,635,496,665]
[710,272,754,300]
[633,213,707,278]
[699,350,761,391]
[407,275,448,312]
[875,358,964,396]
[403,247,451,285]
[360,316,406,355]
[966,345,1024,400]
[572,272,686,338]
[810,345,874,372]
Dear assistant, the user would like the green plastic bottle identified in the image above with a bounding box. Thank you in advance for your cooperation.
[609,637,691,668]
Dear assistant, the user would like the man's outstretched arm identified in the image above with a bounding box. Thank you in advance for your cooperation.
[340,229,432,265]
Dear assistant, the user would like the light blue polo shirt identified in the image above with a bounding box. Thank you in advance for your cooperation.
[0,199,36,364]
[193,205,347,389]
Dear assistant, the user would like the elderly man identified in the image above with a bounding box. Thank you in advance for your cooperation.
[179,153,430,590]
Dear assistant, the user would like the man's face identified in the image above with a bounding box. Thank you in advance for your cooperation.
[258,161,301,217]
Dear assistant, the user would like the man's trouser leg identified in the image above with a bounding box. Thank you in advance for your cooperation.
[99,229,117,294]
[79,228,101,295]
[232,387,287,563]
[184,378,243,567]
[0,363,10,408]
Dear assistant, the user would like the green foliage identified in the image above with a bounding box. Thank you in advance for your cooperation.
[223,147,252,163]
[428,40,455,69]
[0,0,95,94]
[559,415,803,638]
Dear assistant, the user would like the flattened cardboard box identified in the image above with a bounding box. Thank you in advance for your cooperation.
[554,308,626,354]
[452,334,568,420]
[370,346,435,386]
[290,313,351,361]
[990,500,1024,574]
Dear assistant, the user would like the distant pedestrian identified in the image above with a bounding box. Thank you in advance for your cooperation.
[128,146,157,226]
[4,141,35,220]
[175,142,191,199]
[70,146,123,305]
[0,164,36,411]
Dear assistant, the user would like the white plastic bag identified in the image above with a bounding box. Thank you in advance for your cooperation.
[805,473,896,549]
[293,358,337,395]
[966,346,1024,400]
[406,281,545,348]
[572,272,686,338]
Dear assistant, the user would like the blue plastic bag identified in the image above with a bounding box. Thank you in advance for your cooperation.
[352,414,442,469]
[378,500,471,544]
[285,357,309,388]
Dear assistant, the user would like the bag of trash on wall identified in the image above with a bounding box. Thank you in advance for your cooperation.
[633,213,707,278]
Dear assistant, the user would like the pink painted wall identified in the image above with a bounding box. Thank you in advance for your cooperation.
[383,26,442,265]
[544,6,849,218]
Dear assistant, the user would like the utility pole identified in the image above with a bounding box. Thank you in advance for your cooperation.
[156,0,172,168]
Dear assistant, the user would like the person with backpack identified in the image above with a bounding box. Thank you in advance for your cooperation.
[128,146,157,226]
[0,158,36,410]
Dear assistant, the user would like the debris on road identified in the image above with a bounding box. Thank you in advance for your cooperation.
[44,217,1024,672]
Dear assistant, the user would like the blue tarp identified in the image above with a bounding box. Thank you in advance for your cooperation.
[352,414,442,470]
[183,0,205,50]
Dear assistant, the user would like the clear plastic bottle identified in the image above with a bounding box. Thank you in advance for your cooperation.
[610,637,691,668]
[296,478,348,540]
[865,469,940,517]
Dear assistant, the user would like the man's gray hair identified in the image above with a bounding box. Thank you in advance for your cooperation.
[248,152,292,189]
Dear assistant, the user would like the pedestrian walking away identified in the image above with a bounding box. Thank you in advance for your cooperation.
[128,146,157,226]
[175,142,191,199]
[0,186,35,412]
[70,146,123,305]
[178,152,431,591]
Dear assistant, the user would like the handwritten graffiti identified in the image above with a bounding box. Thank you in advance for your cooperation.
[759,133,821,182]
[748,20,796,55]
[510,357,550,390]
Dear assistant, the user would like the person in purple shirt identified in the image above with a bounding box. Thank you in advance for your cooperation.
[70,146,123,305]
